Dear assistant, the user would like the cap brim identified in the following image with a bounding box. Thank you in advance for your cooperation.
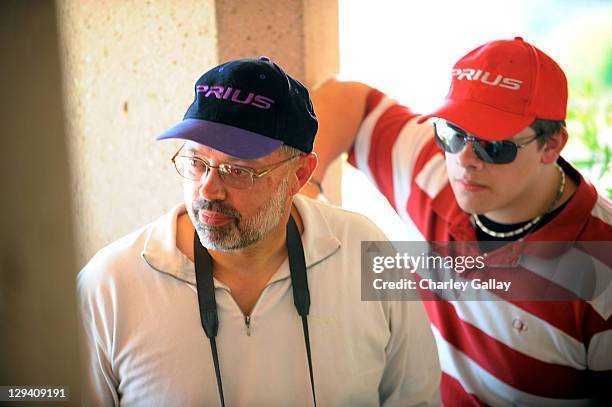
[417,99,535,141]
[156,119,283,160]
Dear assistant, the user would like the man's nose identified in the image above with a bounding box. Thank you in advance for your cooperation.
[197,167,227,201]
[455,140,484,170]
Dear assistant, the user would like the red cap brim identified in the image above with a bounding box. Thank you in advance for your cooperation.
[417,99,535,141]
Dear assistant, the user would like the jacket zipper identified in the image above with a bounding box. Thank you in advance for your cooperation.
[245,315,252,336]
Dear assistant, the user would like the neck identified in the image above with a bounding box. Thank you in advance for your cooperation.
[176,202,303,278]
[483,162,575,224]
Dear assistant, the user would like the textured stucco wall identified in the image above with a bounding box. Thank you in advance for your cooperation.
[215,0,339,88]
[303,0,342,203]
[57,0,218,267]
[216,0,306,80]
[303,0,339,88]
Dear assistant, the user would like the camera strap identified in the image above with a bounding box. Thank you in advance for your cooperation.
[193,215,316,407]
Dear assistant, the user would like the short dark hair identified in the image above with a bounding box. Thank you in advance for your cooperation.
[530,119,566,148]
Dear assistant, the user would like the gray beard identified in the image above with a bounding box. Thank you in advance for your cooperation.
[189,176,289,252]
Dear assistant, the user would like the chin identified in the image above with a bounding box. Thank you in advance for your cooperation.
[454,196,489,215]
[451,186,498,215]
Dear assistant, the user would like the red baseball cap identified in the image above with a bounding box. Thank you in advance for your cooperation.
[417,37,568,141]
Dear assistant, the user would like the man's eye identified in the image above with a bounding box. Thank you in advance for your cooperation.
[189,159,205,169]
[225,166,251,177]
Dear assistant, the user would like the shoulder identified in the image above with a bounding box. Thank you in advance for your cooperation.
[360,88,418,129]
[77,204,184,301]
[590,194,612,225]
[583,194,612,240]
[294,194,388,242]
[76,218,159,300]
[576,181,612,239]
[351,87,436,162]
[78,203,185,285]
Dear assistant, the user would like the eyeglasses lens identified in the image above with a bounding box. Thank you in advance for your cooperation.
[174,157,254,189]
[219,165,253,189]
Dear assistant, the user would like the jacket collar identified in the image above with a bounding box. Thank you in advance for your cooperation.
[141,195,341,286]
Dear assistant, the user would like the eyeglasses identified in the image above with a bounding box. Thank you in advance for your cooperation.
[433,119,540,164]
[171,146,301,189]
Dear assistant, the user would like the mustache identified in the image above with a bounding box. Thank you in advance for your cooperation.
[192,199,241,219]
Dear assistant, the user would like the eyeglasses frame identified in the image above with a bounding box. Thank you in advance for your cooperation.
[170,144,303,188]
[433,119,541,163]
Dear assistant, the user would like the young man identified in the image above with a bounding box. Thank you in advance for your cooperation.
[77,57,440,406]
[306,38,612,405]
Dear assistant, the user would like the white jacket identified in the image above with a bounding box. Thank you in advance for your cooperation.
[77,195,440,406]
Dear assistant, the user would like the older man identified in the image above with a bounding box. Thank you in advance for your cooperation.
[306,38,612,405]
[77,57,440,406]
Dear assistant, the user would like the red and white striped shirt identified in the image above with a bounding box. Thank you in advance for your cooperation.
[348,89,612,406]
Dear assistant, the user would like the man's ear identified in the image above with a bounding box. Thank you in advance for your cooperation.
[290,153,318,195]
[540,128,568,165]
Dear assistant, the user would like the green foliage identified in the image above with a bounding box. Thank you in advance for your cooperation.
[566,80,612,199]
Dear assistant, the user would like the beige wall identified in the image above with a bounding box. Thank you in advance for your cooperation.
[216,0,306,78]
[58,0,340,267]
[215,0,339,87]
[57,0,219,267]
[303,0,340,89]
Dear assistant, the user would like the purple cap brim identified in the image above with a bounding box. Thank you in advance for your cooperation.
[156,119,283,160]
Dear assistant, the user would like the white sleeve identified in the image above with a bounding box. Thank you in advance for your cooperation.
[360,219,441,406]
[379,298,442,406]
[76,265,120,407]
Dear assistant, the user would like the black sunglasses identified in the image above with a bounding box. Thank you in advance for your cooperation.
[433,119,540,164]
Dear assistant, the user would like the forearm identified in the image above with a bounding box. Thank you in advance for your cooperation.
[310,78,372,183]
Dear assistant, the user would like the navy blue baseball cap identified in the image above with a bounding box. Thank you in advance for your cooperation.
[156,57,318,160]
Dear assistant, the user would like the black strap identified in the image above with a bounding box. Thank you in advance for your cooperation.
[287,216,317,407]
[193,216,316,407]
[193,233,225,407]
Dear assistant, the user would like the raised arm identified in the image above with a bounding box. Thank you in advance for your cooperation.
[302,79,372,198]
